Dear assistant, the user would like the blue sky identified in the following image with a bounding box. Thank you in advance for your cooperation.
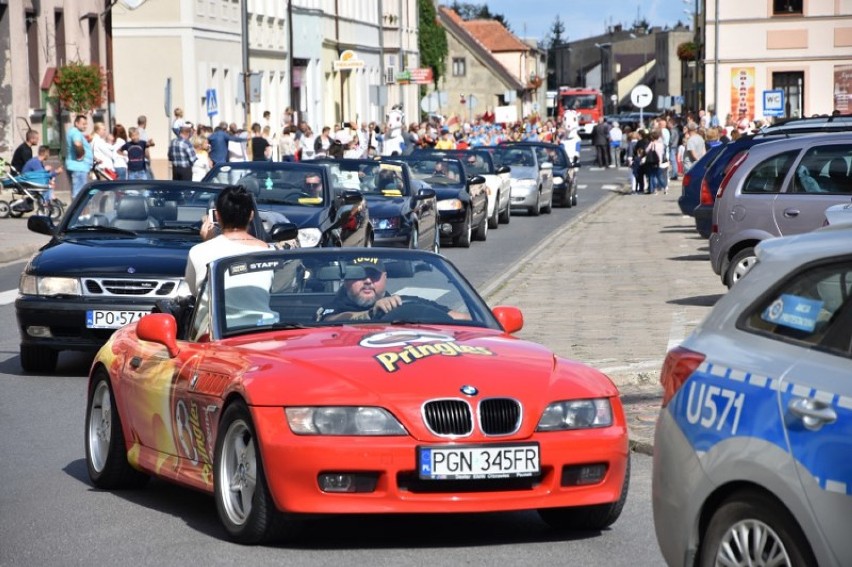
[441,0,696,43]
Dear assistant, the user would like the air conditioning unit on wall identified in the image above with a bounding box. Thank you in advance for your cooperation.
[385,67,396,84]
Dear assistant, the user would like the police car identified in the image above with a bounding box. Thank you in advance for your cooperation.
[652,224,852,566]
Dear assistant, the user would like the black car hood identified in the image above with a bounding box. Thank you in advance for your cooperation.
[28,237,194,277]
[260,205,326,229]
[431,185,467,202]
[365,196,408,218]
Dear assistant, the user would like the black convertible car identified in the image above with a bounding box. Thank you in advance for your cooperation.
[203,161,370,248]
[16,180,296,373]
[314,158,439,251]
[392,155,488,247]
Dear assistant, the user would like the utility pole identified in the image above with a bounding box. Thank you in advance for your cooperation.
[241,0,251,129]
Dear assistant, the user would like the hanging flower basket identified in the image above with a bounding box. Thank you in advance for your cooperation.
[53,62,107,114]
[677,42,698,62]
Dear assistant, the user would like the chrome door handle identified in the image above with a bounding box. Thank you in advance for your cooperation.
[789,398,836,431]
[783,208,801,217]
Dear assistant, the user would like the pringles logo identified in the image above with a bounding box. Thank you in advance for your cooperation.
[359,331,494,373]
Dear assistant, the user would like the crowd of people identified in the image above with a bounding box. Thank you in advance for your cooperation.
[590,109,767,195]
[7,102,773,203]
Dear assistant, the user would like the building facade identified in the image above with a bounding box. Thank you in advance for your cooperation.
[1,0,109,158]
[703,0,852,122]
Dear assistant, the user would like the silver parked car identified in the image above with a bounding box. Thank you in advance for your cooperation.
[491,145,554,216]
[708,133,852,286]
[653,224,852,566]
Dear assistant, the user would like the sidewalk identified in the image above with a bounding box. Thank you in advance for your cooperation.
[483,179,723,454]
[0,181,723,452]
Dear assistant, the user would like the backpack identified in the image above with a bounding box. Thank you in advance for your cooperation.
[645,146,660,167]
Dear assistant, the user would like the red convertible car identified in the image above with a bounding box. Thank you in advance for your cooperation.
[85,249,629,543]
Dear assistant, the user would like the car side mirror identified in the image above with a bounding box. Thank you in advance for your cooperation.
[492,306,523,333]
[268,221,299,243]
[468,175,486,185]
[136,313,180,357]
[540,161,553,170]
[416,188,436,200]
[496,165,511,174]
[28,215,55,236]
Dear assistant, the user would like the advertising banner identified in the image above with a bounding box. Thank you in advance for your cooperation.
[834,65,852,114]
[731,67,755,121]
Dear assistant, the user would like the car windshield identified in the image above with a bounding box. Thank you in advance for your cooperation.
[561,94,598,110]
[206,164,325,208]
[321,161,410,197]
[63,182,220,235]
[399,158,464,185]
[492,147,536,168]
[201,250,499,338]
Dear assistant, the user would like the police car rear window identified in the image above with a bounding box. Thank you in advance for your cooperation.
[744,260,852,354]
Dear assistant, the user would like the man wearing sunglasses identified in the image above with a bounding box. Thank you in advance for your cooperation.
[317,257,401,321]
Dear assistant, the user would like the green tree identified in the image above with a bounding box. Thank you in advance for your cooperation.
[543,16,566,89]
[448,1,512,31]
[419,0,448,89]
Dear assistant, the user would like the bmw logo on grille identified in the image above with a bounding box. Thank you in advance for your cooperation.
[127,267,136,274]
[460,385,478,396]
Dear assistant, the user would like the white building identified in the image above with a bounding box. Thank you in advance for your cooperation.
[703,0,852,122]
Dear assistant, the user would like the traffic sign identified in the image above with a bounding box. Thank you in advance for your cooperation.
[206,88,218,118]
[763,89,785,117]
[630,85,653,109]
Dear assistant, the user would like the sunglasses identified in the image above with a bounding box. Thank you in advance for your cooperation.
[346,268,383,281]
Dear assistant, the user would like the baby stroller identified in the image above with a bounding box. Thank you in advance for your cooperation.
[0,165,65,220]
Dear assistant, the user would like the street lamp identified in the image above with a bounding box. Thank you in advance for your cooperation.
[683,0,702,112]
[595,42,612,114]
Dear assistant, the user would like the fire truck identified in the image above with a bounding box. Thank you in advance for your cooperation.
[555,87,605,137]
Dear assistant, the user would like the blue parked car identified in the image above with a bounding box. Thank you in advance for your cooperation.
[677,144,726,217]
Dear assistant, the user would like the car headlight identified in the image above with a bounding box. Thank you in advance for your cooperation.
[536,399,613,431]
[375,217,401,230]
[285,407,407,435]
[19,275,81,297]
[553,176,564,185]
[513,179,537,188]
[297,227,322,248]
[437,199,464,211]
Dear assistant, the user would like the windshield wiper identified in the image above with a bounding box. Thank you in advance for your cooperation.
[65,225,137,237]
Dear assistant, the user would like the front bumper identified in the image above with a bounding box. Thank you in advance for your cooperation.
[510,182,539,208]
[253,405,630,514]
[437,209,467,239]
[16,295,161,352]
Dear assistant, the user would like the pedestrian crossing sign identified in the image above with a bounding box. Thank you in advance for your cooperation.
[206,89,218,118]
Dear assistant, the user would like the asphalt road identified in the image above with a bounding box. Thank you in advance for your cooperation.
[0,152,666,565]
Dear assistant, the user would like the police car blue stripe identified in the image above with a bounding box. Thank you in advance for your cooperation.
[671,361,851,497]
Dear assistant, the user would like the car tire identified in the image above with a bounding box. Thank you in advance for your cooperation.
[499,200,511,224]
[529,191,541,217]
[408,226,419,249]
[538,456,630,531]
[20,344,58,374]
[698,490,815,567]
[725,246,757,288]
[214,401,293,544]
[453,212,472,248]
[487,194,499,229]
[0,200,10,218]
[474,212,488,241]
[85,370,150,489]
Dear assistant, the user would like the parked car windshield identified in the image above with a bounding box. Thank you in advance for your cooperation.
[201,250,501,337]
[205,163,326,208]
[491,146,536,168]
[64,182,221,235]
[400,158,465,185]
[320,161,410,197]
